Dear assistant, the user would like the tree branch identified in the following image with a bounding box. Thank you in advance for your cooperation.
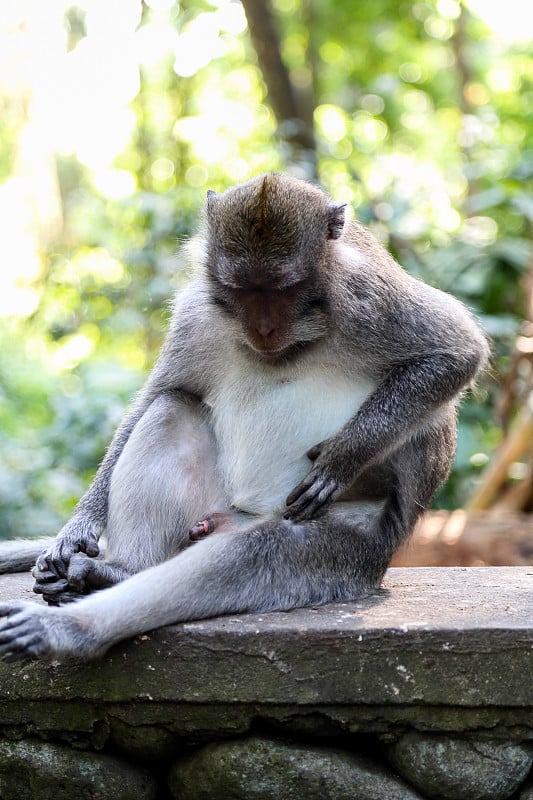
[241,0,316,177]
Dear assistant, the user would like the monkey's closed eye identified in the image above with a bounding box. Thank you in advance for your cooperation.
[305,296,328,312]
[211,296,232,312]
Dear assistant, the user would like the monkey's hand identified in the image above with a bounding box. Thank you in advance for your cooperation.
[32,514,101,603]
[284,440,354,522]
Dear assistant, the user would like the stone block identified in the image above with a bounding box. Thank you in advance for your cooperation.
[0,568,531,710]
[169,736,425,800]
[0,739,157,800]
[387,732,533,800]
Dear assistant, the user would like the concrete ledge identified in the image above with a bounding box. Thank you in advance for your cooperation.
[0,567,531,711]
[0,568,532,800]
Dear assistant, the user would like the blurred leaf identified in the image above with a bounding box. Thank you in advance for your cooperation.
[511,193,533,223]
[0,0,532,536]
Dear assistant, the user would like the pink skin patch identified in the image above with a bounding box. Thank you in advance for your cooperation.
[189,517,215,542]
[188,511,242,543]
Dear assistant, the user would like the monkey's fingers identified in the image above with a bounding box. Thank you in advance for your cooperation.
[36,532,101,575]
[285,471,317,506]
[49,556,71,580]
[36,548,69,577]
[77,537,100,559]
[33,578,70,597]
[34,553,69,580]
[32,561,73,604]
[35,549,53,573]
[33,579,84,606]
[62,535,100,561]
[0,603,51,660]
[306,443,324,461]
[0,602,26,621]
[285,475,338,522]
[44,591,83,606]
[31,563,61,583]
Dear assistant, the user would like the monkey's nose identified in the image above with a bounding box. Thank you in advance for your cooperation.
[261,329,277,343]
[255,322,276,341]
[253,327,281,353]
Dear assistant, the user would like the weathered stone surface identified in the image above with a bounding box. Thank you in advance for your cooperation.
[168,736,425,800]
[0,568,532,709]
[0,739,157,800]
[0,568,531,798]
[387,732,533,800]
[109,717,183,761]
[1,699,531,753]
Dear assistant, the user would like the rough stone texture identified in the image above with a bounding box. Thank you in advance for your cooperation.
[387,732,533,800]
[169,736,425,800]
[0,567,531,763]
[109,717,183,761]
[0,739,157,800]
[1,697,532,753]
[0,568,532,797]
[0,568,532,710]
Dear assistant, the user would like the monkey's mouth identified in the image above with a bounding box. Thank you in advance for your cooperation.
[245,340,307,363]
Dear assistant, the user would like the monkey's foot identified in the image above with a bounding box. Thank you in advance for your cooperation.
[33,576,85,606]
[66,552,130,592]
[33,554,128,605]
[31,558,83,605]
[0,601,95,662]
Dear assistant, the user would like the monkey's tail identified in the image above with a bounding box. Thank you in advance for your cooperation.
[0,537,55,574]
[0,537,109,575]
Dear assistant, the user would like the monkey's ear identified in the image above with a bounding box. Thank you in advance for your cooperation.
[205,189,220,223]
[206,190,219,212]
[326,202,347,240]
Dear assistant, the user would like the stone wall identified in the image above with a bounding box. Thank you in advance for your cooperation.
[0,567,531,800]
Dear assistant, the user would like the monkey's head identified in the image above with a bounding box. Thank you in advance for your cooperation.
[204,173,346,361]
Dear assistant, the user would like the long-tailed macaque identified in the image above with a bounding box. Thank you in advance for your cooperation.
[0,173,488,661]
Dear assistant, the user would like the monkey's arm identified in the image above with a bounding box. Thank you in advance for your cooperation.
[35,387,176,577]
[35,289,212,579]
[285,277,488,521]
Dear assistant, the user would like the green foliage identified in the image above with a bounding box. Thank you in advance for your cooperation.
[0,0,531,539]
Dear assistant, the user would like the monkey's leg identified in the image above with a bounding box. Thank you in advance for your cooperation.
[0,485,426,661]
[39,394,228,602]
[0,418,454,660]
[0,505,385,661]
[0,459,430,664]
[109,393,226,558]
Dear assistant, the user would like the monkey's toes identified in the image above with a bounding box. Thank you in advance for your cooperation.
[0,604,51,660]
[0,602,95,660]
[33,575,85,606]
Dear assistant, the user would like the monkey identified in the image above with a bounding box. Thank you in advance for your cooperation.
[0,173,488,662]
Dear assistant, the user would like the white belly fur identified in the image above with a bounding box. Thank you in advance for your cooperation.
[207,365,375,515]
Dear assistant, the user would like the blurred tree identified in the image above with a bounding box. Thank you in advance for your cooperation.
[0,0,531,540]
[241,0,317,177]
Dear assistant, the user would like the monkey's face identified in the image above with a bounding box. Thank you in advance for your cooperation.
[203,173,345,361]
[210,277,330,362]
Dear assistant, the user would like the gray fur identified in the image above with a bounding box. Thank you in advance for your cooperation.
[0,173,488,661]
